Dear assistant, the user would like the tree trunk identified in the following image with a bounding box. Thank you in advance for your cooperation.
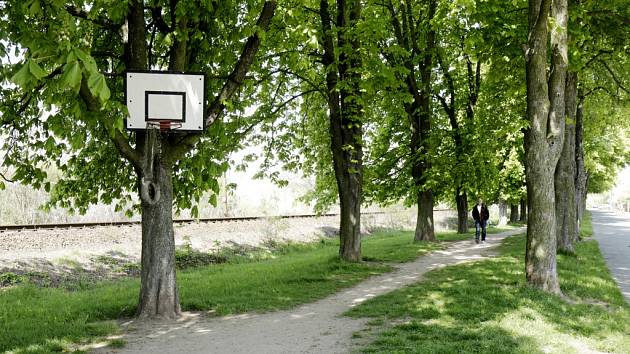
[125,0,182,318]
[414,190,435,241]
[412,0,437,242]
[510,204,519,223]
[575,92,587,224]
[520,197,527,222]
[456,188,468,233]
[136,143,180,318]
[498,200,508,226]
[555,72,578,254]
[338,181,362,261]
[526,162,561,293]
[524,0,567,294]
[320,0,364,262]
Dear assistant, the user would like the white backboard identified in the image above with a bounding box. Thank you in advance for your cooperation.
[125,71,206,131]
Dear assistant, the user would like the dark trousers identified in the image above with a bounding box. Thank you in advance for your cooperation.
[475,220,487,241]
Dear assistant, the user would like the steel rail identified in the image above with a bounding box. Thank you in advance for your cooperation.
[0,211,388,232]
[0,209,454,232]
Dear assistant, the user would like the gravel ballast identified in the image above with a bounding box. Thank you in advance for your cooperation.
[0,210,458,285]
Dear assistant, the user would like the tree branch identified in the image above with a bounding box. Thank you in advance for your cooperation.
[598,59,629,93]
[0,171,15,183]
[276,68,327,97]
[582,49,612,70]
[78,79,142,169]
[17,66,63,114]
[582,86,612,98]
[64,5,121,31]
[435,50,455,114]
[587,10,630,25]
[205,1,277,125]
[167,1,277,161]
[148,6,173,34]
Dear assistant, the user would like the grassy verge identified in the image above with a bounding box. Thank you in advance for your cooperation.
[0,226,505,353]
[345,234,629,353]
[580,210,593,238]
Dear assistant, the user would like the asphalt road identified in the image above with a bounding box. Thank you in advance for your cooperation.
[591,209,630,304]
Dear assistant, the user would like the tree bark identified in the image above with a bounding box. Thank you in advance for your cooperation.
[524,0,567,294]
[520,197,527,222]
[555,72,578,254]
[381,0,436,242]
[414,190,435,241]
[575,91,587,224]
[136,148,180,318]
[456,189,468,233]
[412,0,437,242]
[125,1,180,318]
[510,204,519,223]
[435,53,475,235]
[320,0,364,261]
[338,182,362,260]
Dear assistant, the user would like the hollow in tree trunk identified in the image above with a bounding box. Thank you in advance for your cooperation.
[555,72,578,254]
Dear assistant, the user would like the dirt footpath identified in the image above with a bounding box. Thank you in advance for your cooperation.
[94,228,524,354]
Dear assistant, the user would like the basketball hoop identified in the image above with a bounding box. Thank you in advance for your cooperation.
[125,71,206,132]
[146,120,183,132]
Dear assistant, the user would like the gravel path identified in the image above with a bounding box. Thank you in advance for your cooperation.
[94,228,525,354]
[591,209,630,304]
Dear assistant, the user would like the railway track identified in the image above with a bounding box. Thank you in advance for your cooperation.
[0,211,392,232]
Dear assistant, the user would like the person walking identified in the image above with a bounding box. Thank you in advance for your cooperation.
[472,199,490,244]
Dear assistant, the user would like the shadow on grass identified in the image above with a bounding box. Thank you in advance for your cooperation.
[347,235,630,353]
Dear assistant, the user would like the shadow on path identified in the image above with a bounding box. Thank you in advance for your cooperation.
[94,229,525,354]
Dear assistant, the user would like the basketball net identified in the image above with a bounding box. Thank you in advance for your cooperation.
[146,120,183,132]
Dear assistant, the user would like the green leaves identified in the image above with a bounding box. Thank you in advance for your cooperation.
[87,72,110,102]
[209,194,218,207]
[10,59,48,88]
[28,60,47,80]
[61,61,82,90]
[10,63,32,87]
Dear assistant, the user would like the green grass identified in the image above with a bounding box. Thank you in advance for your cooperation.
[580,210,593,238]
[0,227,504,353]
[345,233,630,353]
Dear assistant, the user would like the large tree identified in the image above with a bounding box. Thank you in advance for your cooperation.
[231,0,368,261]
[319,0,365,261]
[524,0,568,293]
[363,0,438,242]
[554,0,630,251]
[0,0,277,318]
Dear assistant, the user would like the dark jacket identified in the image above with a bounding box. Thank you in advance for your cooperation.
[472,204,490,222]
